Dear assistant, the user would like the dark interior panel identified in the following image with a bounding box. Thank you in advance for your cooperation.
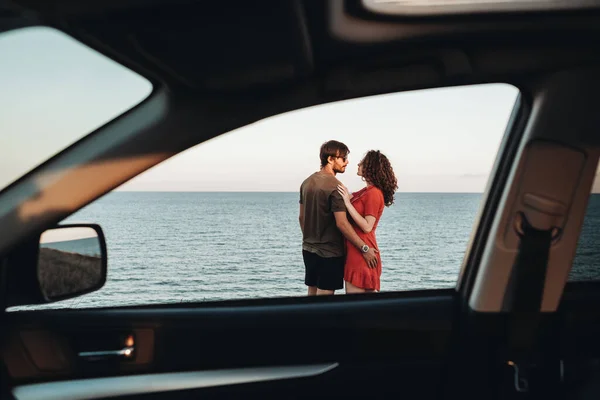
[113,362,444,400]
[4,290,455,399]
[528,282,600,397]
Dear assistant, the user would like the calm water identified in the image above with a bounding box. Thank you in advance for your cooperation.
[571,195,600,281]
[18,192,600,310]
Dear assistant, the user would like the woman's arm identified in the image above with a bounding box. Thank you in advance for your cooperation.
[337,185,376,233]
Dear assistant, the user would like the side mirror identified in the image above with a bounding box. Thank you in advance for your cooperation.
[37,224,107,302]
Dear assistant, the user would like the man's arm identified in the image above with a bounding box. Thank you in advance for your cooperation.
[298,183,305,234]
[334,211,365,249]
[334,211,378,268]
[298,204,305,235]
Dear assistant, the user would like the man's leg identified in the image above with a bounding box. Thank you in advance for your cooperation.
[317,255,344,296]
[303,251,319,296]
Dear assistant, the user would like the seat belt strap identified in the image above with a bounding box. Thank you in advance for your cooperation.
[504,212,559,396]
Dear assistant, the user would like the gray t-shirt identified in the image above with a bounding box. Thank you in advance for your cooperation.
[299,172,346,258]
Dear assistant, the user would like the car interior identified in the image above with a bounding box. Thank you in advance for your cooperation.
[3,0,600,399]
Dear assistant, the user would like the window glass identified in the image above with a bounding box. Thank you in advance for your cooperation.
[0,27,153,191]
[570,168,600,281]
[10,83,519,310]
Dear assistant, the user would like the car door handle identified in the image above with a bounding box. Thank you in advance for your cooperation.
[78,346,134,360]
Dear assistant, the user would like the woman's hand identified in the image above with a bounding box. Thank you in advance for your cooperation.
[337,184,352,204]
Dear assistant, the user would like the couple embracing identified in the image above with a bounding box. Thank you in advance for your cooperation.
[299,140,398,295]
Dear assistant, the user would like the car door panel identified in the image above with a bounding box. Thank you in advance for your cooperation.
[5,290,454,399]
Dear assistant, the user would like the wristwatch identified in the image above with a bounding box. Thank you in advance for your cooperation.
[360,244,369,253]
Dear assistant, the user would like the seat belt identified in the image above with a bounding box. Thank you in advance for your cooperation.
[503,211,562,398]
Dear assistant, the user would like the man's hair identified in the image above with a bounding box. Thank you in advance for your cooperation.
[320,140,349,168]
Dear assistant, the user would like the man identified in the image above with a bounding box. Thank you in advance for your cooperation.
[299,140,379,296]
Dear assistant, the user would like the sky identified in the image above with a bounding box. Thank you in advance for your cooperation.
[1,26,525,193]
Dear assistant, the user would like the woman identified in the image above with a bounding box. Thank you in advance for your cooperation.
[337,150,398,294]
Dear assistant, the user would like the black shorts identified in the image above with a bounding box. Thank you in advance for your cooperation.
[303,250,345,291]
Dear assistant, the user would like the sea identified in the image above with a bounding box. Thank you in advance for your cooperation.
[16,192,600,310]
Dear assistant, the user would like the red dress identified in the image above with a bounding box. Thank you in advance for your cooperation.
[343,186,385,291]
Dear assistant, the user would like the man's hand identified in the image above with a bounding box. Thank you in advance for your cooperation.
[334,212,380,268]
[362,247,379,268]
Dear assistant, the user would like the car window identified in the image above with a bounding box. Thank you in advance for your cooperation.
[7,83,517,310]
[570,169,600,281]
[8,83,519,310]
[0,26,152,192]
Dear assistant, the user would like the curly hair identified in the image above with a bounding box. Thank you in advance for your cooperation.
[360,150,398,207]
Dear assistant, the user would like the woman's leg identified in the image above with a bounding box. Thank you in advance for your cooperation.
[316,289,334,296]
[345,281,365,294]
[345,281,376,294]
